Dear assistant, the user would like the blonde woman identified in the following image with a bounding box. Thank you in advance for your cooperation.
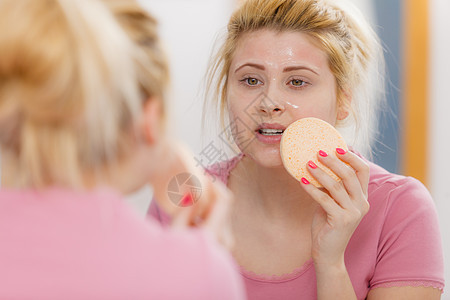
[148,0,445,299]
[0,0,245,299]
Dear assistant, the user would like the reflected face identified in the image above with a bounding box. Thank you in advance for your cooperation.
[226,29,345,168]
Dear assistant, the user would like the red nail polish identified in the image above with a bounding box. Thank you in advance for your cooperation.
[308,160,317,169]
[180,193,194,207]
[319,150,328,157]
[336,148,347,155]
[301,177,310,185]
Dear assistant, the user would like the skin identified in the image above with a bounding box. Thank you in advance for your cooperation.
[119,99,234,249]
[227,30,346,169]
[225,29,440,300]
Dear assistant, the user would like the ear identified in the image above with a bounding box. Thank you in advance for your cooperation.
[142,97,162,145]
[337,90,352,121]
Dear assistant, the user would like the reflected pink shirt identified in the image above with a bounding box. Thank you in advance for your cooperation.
[0,188,246,300]
[148,154,445,300]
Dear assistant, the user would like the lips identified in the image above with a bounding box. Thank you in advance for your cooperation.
[256,123,286,135]
[255,123,286,144]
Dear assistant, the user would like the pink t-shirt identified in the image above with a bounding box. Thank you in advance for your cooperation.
[148,154,445,300]
[0,187,246,300]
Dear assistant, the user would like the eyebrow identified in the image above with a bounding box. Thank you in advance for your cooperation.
[283,66,319,75]
[234,63,319,75]
[234,63,265,73]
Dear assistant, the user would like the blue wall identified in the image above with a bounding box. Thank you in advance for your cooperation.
[372,0,402,174]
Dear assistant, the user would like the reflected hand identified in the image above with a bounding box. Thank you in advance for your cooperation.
[149,139,234,250]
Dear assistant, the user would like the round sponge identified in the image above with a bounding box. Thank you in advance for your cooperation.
[280,117,348,187]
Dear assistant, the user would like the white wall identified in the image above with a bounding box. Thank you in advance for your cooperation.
[429,0,450,297]
[348,0,375,24]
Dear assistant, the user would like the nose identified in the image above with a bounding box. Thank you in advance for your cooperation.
[257,93,285,116]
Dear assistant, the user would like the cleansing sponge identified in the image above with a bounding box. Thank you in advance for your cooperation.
[280,117,348,187]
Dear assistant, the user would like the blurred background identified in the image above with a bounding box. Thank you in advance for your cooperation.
[0,0,448,297]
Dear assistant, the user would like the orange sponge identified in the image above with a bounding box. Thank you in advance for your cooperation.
[280,117,348,187]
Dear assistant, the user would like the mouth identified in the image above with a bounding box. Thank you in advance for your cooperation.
[255,123,286,139]
[257,128,284,136]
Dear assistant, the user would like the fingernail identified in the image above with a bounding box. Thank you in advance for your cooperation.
[308,160,317,169]
[301,177,310,185]
[319,150,328,157]
[336,148,347,155]
[180,193,194,207]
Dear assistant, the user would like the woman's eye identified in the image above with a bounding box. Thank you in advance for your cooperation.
[244,77,260,86]
[290,79,306,86]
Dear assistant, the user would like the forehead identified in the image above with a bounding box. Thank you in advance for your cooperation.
[232,29,329,70]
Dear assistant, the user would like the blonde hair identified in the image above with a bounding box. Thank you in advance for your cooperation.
[0,0,144,188]
[206,0,385,155]
[105,0,169,106]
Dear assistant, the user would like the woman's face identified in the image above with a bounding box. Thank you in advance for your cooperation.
[226,29,346,168]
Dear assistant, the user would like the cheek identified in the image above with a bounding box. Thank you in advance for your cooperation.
[226,86,252,120]
[288,91,339,124]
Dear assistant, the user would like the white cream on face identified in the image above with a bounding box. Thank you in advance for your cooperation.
[225,29,340,167]
[228,29,339,125]
[285,101,300,109]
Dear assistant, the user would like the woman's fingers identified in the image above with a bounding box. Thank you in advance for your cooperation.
[172,176,235,250]
[328,149,370,215]
[171,205,194,228]
[333,149,370,196]
[300,176,342,215]
[312,149,370,215]
[306,160,353,210]
[315,150,366,197]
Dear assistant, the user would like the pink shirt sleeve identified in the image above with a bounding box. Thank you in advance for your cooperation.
[369,177,445,291]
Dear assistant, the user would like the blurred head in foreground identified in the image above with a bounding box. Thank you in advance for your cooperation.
[0,0,169,192]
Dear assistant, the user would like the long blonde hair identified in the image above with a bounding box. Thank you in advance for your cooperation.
[0,0,143,188]
[206,0,385,155]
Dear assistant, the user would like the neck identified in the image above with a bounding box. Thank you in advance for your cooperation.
[89,148,151,196]
[1,147,148,196]
[230,155,318,223]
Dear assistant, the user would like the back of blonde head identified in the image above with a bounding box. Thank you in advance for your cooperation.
[207,0,385,155]
[0,0,142,188]
[105,0,170,115]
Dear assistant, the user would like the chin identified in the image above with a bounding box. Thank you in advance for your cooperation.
[244,144,285,169]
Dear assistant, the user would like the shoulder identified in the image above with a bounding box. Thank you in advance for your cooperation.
[188,230,246,299]
[0,189,245,298]
[367,161,433,210]
[129,225,245,299]
[360,159,440,242]
[360,163,445,293]
[363,160,441,247]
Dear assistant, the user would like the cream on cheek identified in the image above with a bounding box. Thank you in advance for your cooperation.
[227,32,340,127]
[273,86,338,125]
[286,71,340,124]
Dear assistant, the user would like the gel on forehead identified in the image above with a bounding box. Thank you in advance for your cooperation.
[280,117,348,187]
